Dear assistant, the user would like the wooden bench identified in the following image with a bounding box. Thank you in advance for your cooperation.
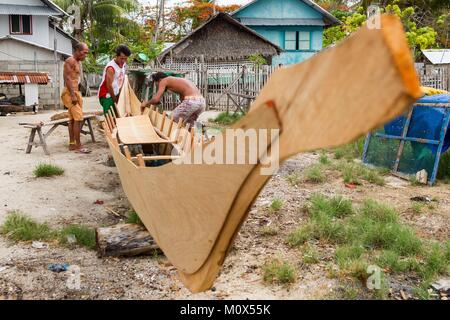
[20,114,97,155]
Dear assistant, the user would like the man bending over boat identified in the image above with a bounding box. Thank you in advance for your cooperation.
[141,72,205,126]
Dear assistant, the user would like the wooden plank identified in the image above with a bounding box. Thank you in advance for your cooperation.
[123,145,132,160]
[131,155,180,161]
[136,154,145,167]
[116,115,170,145]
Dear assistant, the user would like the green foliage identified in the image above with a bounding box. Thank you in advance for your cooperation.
[55,0,164,63]
[33,163,64,178]
[248,53,268,66]
[263,259,296,284]
[59,224,96,250]
[268,198,284,214]
[260,225,279,237]
[0,211,54,241]
[324,3,438,55]
[335,245,365,268]
[286,225,314,247]
[411,202,424,214]
[319,153,331,165]
[302,244,321,264]
[286,195,448,298]
[126,210,143,225]
[212,112,244,126]
[385,3,437,55]
[333,137,365,160]
[285,172,301,186]
[304,164,327,183]
[337,162,385,186]
[1,212,96,250]
[309,194,354,219]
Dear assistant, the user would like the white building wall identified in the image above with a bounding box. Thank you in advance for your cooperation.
[0,38,54,60]
[48,26,72,56]
[0,14,50,48]
[0,0,44,5]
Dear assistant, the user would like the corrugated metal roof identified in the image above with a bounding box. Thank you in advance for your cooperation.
[239,18,326,26]
[422,50,450,65]
[0,72,50,84]
[0,4,60,15]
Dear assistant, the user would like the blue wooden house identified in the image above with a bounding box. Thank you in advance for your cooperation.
[232,0,341,65]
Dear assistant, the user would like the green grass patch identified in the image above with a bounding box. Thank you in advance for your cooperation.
[33,163,64,178]
[417,243,449,280]
[332,138,365,161]
[411,202,425,214]
[309,194,354,219]
[268,198,283,214]
[304,164,326,183]
[260,225,279,237]
[286,195,448,299]
[0,211,54,241]
[263,259,296,284]
[285,172,301,186]
[409,176,424,186]
[59,224,96,250]
[126,210,143,225]
[211,112,244,126]
[1,211,96,250]
[338,162,385,186]
[319,153,331,165]
[302,244,320,264]
[335,245,365,269]
[286,225,314,247]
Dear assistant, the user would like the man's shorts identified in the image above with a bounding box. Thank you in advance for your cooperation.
[99,97,115,115]
[172,97,206,126]
[61,88,83,121]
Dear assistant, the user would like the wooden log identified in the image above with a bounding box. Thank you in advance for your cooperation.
[0,105,34,113]
[96,223,160,257]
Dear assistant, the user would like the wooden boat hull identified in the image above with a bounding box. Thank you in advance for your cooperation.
[104,15,422,293]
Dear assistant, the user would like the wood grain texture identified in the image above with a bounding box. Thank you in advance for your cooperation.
[96,223,159,257]
[116,115,169,145]
[104,15,422,292]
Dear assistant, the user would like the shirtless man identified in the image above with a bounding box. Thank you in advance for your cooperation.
[61,42,90,153]
[141,72,205,126]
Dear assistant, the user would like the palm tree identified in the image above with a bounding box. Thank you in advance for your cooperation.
[55,0,139,40]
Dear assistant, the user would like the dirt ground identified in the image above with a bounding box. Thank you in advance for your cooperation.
[0,97,449,300]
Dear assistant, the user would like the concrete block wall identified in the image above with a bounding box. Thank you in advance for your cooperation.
[0,59,64,109]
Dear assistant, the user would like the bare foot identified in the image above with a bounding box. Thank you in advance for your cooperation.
[69,144,77,151]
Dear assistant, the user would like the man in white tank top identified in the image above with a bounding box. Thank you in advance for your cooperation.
[98,45,131,115]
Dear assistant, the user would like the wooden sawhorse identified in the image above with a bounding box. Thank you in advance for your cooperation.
[20,115,97,155]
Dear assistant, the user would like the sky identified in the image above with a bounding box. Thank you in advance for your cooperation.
[139,0,253,7]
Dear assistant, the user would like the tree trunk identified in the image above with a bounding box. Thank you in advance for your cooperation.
[96,223,160,257]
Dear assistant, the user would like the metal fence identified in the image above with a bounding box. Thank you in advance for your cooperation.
[415,63,449,91]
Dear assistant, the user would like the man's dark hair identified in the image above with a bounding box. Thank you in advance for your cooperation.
[152,72,169,82]
[115,44,131,57]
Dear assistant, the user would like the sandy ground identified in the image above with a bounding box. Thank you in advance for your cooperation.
[0,97,449,300]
